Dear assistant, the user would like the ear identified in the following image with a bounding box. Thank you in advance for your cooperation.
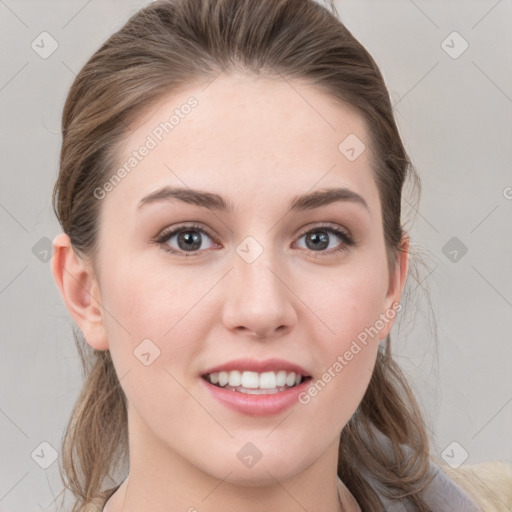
[379,234,409,340]
[51,233,109,351]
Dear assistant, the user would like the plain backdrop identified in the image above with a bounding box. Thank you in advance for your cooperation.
[1,0,511,510]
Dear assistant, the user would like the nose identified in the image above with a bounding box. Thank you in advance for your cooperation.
[221,246,297,340]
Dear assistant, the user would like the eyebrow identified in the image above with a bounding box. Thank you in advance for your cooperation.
[137,186,368,213]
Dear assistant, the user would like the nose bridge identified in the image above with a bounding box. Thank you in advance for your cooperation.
[222,232,296,337]
[237,235,280,294]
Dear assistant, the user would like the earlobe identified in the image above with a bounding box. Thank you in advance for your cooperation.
[380,234,410,340]
[51,233,109,351]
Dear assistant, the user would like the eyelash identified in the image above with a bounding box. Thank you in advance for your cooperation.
[153,222,355,258]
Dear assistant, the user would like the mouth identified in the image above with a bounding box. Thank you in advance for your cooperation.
[202,370,312,395]
[200,358,313,415]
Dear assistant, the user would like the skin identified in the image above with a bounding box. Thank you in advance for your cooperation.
[52,72,409,512]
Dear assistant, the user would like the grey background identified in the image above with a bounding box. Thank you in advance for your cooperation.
[1,0,511,510]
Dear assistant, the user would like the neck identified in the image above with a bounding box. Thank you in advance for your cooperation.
[105,419,347,512]
[103,403,354,512]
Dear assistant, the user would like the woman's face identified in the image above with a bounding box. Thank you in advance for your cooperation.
[83,73,405,486]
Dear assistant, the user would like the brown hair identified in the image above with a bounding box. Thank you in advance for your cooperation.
[53,0,437,510]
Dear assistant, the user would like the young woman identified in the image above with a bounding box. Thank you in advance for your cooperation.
[50,0,507,510]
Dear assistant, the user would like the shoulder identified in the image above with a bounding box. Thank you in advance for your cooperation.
[440,460,512,512]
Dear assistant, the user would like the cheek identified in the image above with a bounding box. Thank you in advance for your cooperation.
[298,258,388,394]
[97,261,211,431]
[98,253,215,385]
[100,252,209,337]
[296,276,385,434]
[305,258,390,347]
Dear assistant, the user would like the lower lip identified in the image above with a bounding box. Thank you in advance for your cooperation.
[201,377,311,416]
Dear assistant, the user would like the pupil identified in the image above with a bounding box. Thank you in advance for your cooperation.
[307,231,328,250]
[179,231,201,251]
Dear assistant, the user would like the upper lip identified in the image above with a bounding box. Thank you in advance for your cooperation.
[201,358,311,377]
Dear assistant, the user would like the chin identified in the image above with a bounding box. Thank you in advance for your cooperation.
[199,449,313,488]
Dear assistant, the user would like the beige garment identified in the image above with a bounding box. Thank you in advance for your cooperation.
[441,460,512,512]
[337,460,512,512]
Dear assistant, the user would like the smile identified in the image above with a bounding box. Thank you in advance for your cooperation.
[200,359,313,416]
[203,370,309,395]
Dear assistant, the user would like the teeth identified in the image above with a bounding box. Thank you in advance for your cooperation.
[286,372,296,387]
[228,370,241,387]
[218,371,229,387]
[259,371,276,389]
[241,371,259,388]
[206,370,304,390]
[276,370,287,387]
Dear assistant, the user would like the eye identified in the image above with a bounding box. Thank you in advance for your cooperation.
[154,223,218,257]
[153,222,354,258]
[294,223,354,256]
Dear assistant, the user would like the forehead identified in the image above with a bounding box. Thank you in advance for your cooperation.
[106,73,379,216]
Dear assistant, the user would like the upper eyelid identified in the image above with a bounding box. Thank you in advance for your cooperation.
[157,221,351,239]
[297,222,351,237]
[157,223,216,241]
